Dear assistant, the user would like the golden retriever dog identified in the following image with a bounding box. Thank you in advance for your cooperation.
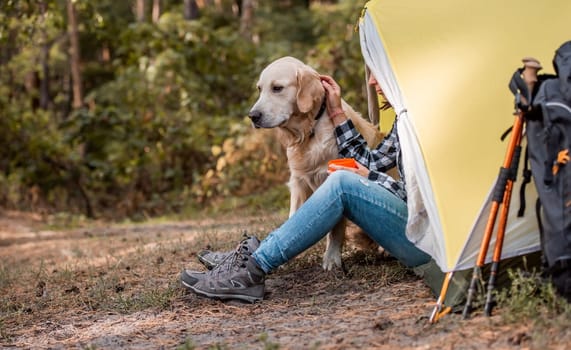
[248,56,383,270]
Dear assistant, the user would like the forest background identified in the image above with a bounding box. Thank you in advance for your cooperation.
[0,0,370,222]
[3,3,571,348]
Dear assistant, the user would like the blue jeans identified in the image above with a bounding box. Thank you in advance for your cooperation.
[252,171,431,273]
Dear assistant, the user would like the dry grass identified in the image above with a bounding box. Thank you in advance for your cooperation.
[0,209,570,349]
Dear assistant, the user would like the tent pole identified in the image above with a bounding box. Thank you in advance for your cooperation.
[429,271,453,323]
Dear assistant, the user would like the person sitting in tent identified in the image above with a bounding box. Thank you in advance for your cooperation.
[180,73,432,302]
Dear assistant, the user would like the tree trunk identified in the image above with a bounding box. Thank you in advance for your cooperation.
[40,41,50,110]
[67,0,83,109]
[184,0,200,20]
[100,44,111,62]
[152,0,161,23]
[24,71,40,111]
[39,0,50,110]
[239,0,254,39]
[136,0,146,22]
[62,56,72,119]
[213,0,226,12]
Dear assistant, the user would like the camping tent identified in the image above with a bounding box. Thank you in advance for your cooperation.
[358,0,571,276]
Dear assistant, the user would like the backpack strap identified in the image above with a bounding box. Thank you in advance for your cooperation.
[517,145,532,217]
[539,97,566,185]
[535,197,549,270]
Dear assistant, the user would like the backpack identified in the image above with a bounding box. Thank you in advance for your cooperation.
[526,40,571,302]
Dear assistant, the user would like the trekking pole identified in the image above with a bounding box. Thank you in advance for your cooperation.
[462,111,525,319]
[482,60,541,316]
[462,59,540,319]
[483,127,523,316]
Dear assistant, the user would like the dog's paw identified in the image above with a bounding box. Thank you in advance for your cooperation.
[322,249,343,271]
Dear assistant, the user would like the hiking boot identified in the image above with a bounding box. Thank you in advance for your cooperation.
[197,250,233,270]
[197,235,260,270]
[180,269,206,288]
[181,235,261,290]
[186,252,266,303]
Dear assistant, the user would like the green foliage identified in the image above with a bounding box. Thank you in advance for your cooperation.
[496,269,571,324]
[258,332,280,350]
[0,0,369,219]
[308,1,370,109]
[177,339,196,350]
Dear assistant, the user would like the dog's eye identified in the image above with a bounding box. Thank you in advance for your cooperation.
[272,85,284,93]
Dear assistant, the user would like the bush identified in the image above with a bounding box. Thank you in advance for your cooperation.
[0,0,369,220]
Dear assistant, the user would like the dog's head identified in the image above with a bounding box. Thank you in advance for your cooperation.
[248,56,325,129]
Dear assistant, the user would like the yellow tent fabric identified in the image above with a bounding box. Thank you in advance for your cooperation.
[378,105,395,133]
[360,0,571,271]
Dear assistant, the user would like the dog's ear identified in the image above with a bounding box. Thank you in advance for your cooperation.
[296,67,324,114]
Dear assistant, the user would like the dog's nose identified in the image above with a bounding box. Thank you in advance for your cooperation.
[248,110,262,124]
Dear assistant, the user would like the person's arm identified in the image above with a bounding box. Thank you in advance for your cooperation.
[321,74,398,172]
[321,75,405,199]
[334,119,405,201]
[320,75,348,127]
[335,119,398,174]
[320,73,396,167]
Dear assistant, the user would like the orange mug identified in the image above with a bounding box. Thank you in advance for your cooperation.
[327,158,358,172]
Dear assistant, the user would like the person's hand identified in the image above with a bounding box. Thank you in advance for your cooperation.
[320,75,342,111]
[327,161,370,178]
[320,75,346,124]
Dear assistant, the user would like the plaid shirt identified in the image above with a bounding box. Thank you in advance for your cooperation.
[335,119,406,202]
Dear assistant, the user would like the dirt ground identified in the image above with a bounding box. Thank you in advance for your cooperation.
[1,209,570,350]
